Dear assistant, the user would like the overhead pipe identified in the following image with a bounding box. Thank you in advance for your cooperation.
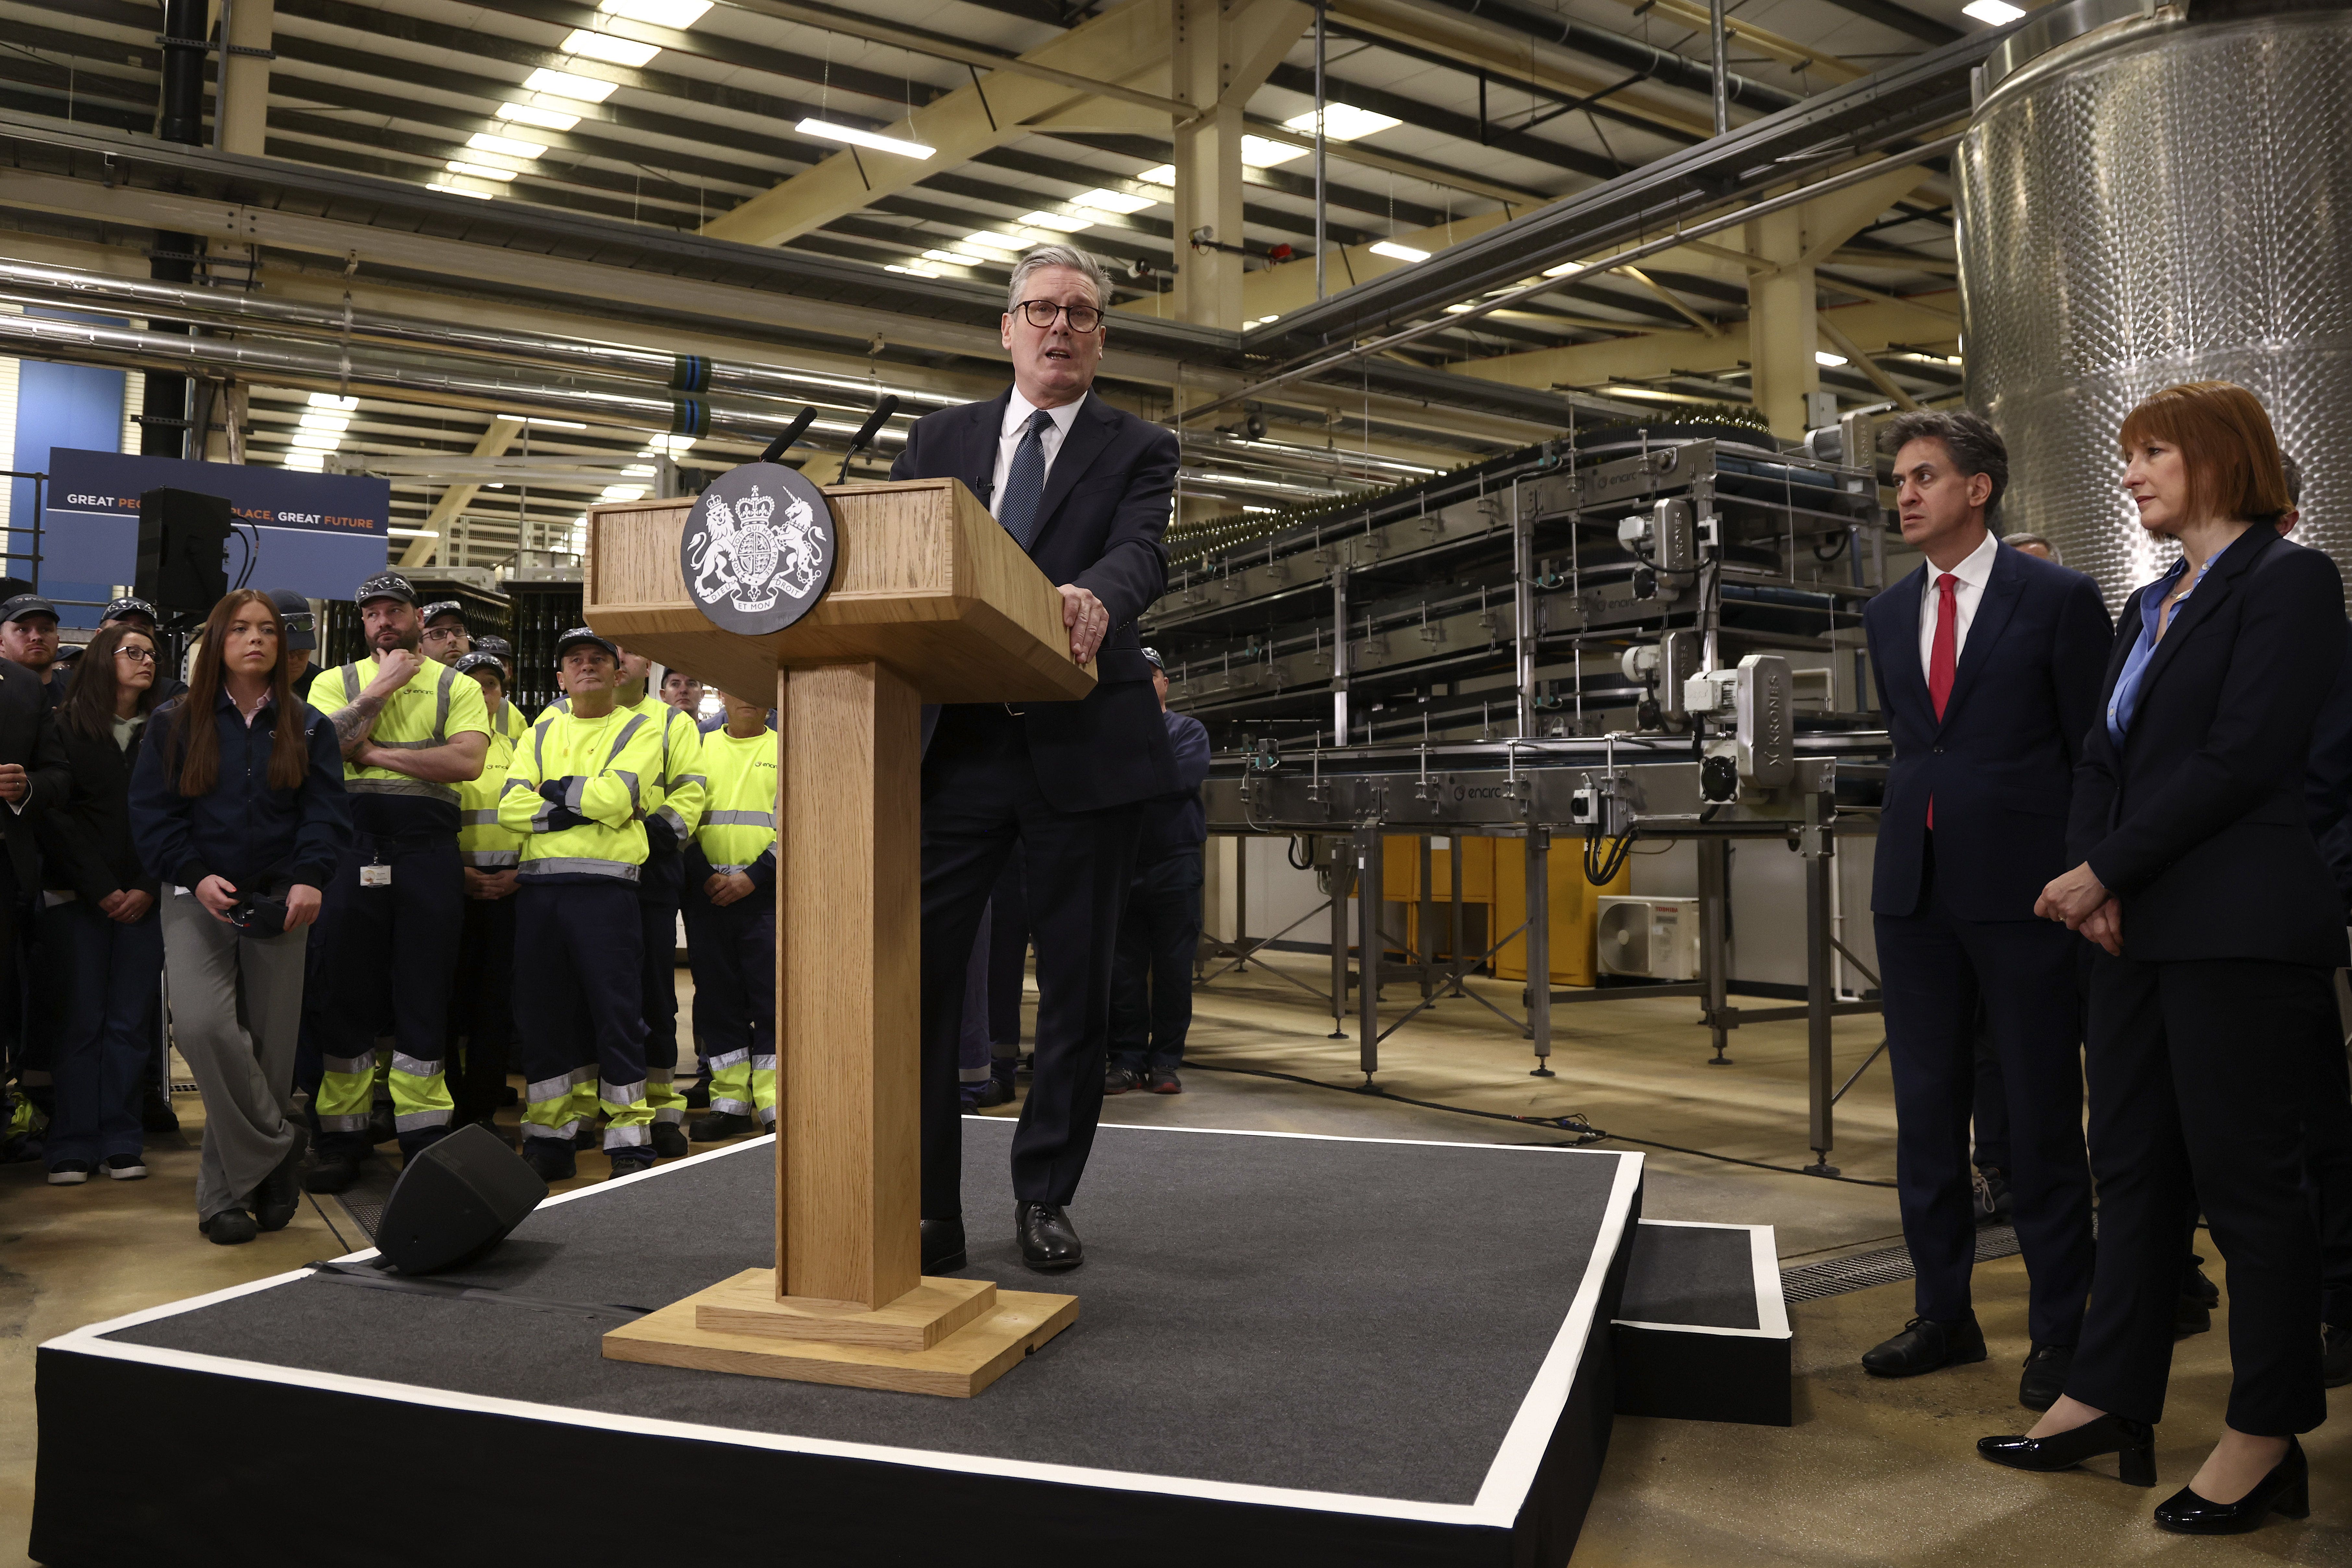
[1442,0,1799,115]
[0,259,963,417]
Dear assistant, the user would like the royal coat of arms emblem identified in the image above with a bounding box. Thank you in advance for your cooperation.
[680,461,838,635]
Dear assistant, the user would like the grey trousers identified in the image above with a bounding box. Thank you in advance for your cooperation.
[161,890,311,1220]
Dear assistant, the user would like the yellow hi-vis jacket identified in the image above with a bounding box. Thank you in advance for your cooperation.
[323,654,492,832]
[689,725,778,888]
[548,692,706,852]
[497,701,665,882]
[456,697,525,869]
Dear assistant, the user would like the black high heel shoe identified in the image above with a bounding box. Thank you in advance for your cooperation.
[1977,1414,2157,1487]
[2153,1437,2309,1535]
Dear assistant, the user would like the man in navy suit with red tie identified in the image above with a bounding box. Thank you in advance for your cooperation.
[1861,411,2112,1408]
[889,245,1181,1275]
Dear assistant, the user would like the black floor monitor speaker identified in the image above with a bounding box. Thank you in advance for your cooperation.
[136,487,233,615]
[375,1123,548,1274]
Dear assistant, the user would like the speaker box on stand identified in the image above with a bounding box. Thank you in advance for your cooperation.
[135,488,232,617]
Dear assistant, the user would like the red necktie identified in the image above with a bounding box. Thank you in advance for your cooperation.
[1927,571,1957,828]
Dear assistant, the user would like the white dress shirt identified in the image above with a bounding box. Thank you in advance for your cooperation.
[987,388,1086,516]
[1916,528,2001,677]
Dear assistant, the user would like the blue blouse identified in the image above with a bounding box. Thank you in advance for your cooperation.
[2106,556,2216,748]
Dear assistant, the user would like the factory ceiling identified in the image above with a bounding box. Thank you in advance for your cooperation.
[0,0,2011,568]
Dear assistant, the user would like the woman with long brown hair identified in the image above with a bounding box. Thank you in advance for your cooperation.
[35,623,166,1186]
[1978,382,2346,1533]
[128,590,350,1244]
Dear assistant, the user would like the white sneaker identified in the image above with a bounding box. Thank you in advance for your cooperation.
[47,1160,92,1185]
[104,1153,149,1180]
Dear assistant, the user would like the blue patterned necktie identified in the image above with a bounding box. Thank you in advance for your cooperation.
[994,408,1056,552]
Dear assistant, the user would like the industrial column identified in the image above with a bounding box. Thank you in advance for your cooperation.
[1526,828,1553,1077]
[1700,838,1733,1065]
[1802,792,1840,1176]
[1327,838,1349,1039]
[141,0,210,459]
[1356,825,1384,1079]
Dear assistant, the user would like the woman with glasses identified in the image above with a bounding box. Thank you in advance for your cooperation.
[129,592,350,1244]
[37,625,167,1186]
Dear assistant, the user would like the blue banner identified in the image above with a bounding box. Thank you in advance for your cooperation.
[40,448,391,624]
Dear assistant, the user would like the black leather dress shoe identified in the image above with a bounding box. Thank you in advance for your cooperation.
[2019,1343,2074,1411]
[1977,1413,2156,1487]
[1016,1201,1083,1272]
[2154,1438,2307,1534]
[921,1217,967,1274]
[253,1126,310,1233]
[1861,1316,1986,1377]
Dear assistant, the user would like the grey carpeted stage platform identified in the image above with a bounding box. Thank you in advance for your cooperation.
[35,1120,1643,1568]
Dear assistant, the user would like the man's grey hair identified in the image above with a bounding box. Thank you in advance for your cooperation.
[2003,531,2060,564]
[1882,408,2009,516]
[1006,245,1110,313]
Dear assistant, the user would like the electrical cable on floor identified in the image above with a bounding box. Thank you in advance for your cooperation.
[1182,1060,1900,1188]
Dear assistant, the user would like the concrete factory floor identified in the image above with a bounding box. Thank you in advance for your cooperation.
[4,955,2350,1565]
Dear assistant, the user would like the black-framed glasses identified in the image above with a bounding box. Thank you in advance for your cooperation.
[116,646,157,663]
[1013,299,1103,333]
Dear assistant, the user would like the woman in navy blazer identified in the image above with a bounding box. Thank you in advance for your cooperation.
[1978,382,2346,1535]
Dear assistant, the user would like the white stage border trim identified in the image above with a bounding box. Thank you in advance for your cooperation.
[43,1124,1642,1532]
[1610,1220,1791,1341]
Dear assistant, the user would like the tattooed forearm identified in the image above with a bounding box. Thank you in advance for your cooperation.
[331,695,386,756]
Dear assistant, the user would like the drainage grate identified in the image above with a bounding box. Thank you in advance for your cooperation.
[1779,1226,2022,1304]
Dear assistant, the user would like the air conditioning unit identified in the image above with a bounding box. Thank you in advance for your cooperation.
[1596,896,1701,981]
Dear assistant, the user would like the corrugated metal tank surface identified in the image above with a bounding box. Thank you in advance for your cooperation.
[1957,0,2352,606]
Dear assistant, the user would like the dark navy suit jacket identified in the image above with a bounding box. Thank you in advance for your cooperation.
[1865,540,2113,921]
[2069,525,2349,967]
[2303,622,2352,906]
[890,387,1181,814]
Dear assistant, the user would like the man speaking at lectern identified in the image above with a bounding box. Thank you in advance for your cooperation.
[890,244,1181,1274]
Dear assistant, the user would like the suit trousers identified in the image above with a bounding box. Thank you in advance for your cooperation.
[919,706,1141,1216]
[1875,842,2094,1345]
[1109,855,1202,1073]
[39,900,162,1165]
[159,889,309,1221]
[2067,955,2334,1433]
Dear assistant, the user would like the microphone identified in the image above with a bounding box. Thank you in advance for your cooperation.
[838,396,901,475]
[757,406,819,464]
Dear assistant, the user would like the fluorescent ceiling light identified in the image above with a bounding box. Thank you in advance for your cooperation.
[497,101,580,131]
[523,67,619,103]
[427,181,495,199]
[1239,135,1307,168]
[641,434,696,453]
[560,29,660,66]
[444,160,518,182]
[1139,163,1176,186]
[494,411,588,428]
[599,0,711,23]
[290,433,343,450]
[600,485,648,500]
[283,452,324,469]
[466,131,546,159]
[1961,0,2026,23]
[307,393,358,410]
[1814,350,1849,367]
[1278,105,1402,140]
[387,527,441,538]
[1369,240,1429,263]
[796,118,935,159]
[1543,260,1584,277]
[886,263,943,277]
[921,248,985,266]
[297,413,351,432]
[622,464,657,476]
[1444,304,1474,314]
[1020,210,1095,233]
[961,230,1029,253]
[1074,187,1155,214]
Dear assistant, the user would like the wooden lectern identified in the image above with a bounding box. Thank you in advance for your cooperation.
[583,478,1093,1397]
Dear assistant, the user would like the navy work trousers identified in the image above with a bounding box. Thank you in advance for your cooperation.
[39,899,162,1164]
[1110,855,1202,1073]
[1875,840,2094,1346]
[681,886,774,1085]
[447,890,517,1126]
[638,848,683,1102]
[313,833,464,1156]
[919,707,1141,1217]
[514,879,651,1150]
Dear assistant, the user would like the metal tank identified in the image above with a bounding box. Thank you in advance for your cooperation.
[1956,0,2352,604]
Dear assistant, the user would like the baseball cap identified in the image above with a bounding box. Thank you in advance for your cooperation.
[554,626,619,662]
[1141,645,1164,671]
[474,635,513,660]
[420,600,467,627]
[0,595,59,625]
[454,651,506,679]
[267,588,317,651]
[354,572,417,606]
[101,596,158,625]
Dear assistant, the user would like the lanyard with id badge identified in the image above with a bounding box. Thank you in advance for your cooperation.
[361,855,391,888]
